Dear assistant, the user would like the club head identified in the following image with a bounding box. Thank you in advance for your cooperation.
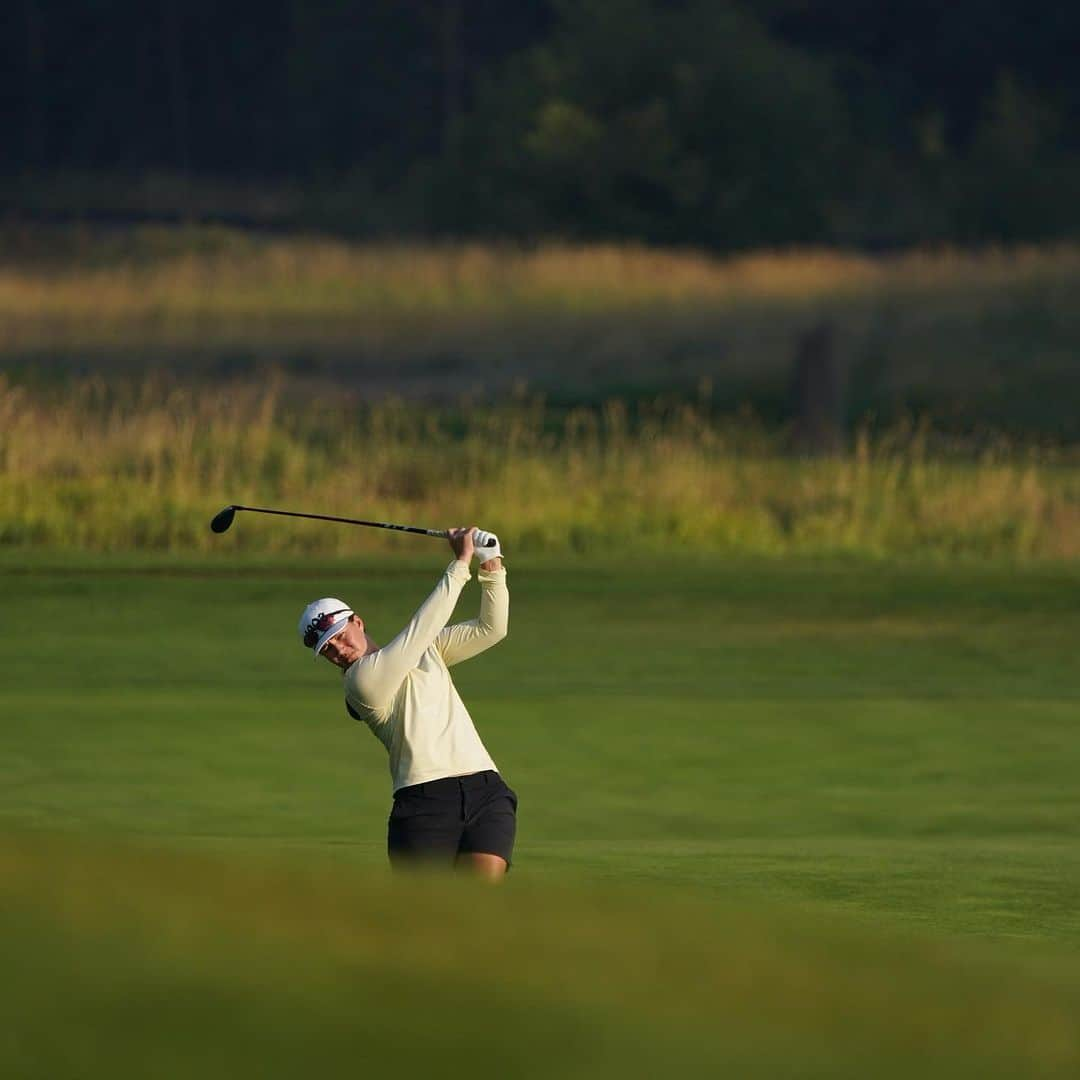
[210,506,237,533]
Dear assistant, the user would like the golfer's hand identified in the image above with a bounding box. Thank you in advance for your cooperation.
[473,529,503,567]
[448,526,477,564]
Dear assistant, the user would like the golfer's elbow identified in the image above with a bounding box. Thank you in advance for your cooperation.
[479,588,508,644]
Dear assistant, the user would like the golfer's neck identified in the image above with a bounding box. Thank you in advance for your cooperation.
[339,635,379,669]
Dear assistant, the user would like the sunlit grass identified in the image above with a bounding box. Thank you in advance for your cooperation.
[4,226,1078,440]
[1,376,1075,558]
[2,226,1078,347]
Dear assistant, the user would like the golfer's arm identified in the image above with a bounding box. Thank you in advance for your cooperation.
[346,560,471,705]
[436,566,508,665]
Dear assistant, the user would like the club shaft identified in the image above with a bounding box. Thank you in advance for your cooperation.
[231,504,447,538]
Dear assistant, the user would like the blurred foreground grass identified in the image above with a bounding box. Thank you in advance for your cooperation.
[4,830,1080,1079]
[1,376,1077,558]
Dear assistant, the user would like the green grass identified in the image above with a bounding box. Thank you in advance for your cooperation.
[3,555,1080,1075]
[3,555,1078,934]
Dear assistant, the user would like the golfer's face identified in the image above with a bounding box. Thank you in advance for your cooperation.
[321,615,365,667]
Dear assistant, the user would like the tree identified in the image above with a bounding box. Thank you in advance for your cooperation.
[442,0,853,247]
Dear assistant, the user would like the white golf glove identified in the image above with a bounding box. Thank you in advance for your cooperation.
[472,529,503,564]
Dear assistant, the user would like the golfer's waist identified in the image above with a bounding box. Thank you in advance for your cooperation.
[394,770,502,797]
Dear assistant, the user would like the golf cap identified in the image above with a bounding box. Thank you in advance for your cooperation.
[298,597,354,660]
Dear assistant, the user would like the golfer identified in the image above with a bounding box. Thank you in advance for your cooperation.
[298,526,515,879]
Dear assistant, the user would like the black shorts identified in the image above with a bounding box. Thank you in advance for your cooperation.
[388,771,517,868]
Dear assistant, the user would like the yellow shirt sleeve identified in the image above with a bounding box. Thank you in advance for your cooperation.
[345,559,471,710]
[436,565,509,666]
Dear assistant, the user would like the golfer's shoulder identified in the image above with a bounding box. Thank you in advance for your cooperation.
[343,661,385,715]
[345,646,435,702]
[343,654,377,695]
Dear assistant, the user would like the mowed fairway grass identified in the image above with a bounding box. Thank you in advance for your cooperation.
[3,554,1080,1076]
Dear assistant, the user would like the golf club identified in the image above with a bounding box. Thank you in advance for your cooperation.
[210,504,496,545]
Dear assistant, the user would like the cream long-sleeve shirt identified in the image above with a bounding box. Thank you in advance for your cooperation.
[343,560,508,792]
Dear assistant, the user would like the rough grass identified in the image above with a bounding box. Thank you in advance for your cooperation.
[3,226,1079,434]
[5,226,1079,329]
[0,376,1076,558]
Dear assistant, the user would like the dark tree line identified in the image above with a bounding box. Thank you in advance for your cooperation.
[4,0,1079,247]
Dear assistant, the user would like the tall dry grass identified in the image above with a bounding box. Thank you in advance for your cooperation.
[2,227,1077,355]
[5,229,1078,444]
[0,376,1075,559]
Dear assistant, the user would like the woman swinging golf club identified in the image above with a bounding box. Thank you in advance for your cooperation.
[298,526,515,879]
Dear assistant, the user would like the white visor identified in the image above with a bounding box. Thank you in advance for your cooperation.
[312,615,352,660]
[298,597,354,660]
